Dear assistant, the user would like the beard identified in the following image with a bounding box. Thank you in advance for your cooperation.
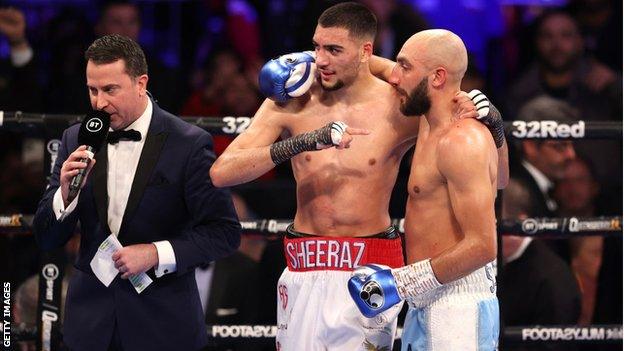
[538,51,580,74]
[399,77,431,116]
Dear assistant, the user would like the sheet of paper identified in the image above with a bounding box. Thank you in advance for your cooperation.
[90,234,153,294]
[90,234,122,287]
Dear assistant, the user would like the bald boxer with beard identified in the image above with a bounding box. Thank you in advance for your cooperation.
[211,3,507,350]
[349,30,503,350]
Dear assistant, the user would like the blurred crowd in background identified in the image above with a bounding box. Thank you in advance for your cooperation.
[0,0,621,350]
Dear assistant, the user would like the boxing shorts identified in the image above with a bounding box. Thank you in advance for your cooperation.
[276,224,404,351]
[401,262,499,351]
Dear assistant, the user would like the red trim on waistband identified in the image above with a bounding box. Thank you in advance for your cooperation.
[283,235,404,271]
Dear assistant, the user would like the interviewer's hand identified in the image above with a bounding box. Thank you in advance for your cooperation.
[112,244,159,279]
[60,145,96,206]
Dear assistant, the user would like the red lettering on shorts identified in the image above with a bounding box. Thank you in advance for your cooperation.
[283,236,404,271]
[278,284,288,310]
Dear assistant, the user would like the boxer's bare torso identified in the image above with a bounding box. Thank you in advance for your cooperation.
[404,117,498,264]
[220,76,418,237]
[287,81,417,236]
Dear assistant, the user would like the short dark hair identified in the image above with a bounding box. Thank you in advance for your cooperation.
[85,34,147,78]
[534,9,580,39]
[517,95,579,123]
[318,2,377,40]
[100,0,138,19]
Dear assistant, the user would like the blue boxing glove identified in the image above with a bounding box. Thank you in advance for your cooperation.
[258,51,316,103]
[348,260,442,318]
[348,264,402,318]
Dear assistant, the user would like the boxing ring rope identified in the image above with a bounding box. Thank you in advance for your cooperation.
[1,215,622,238]
[1,110,622,139]
[2,213,622,345]
[203,324,624,344]
[10,323,623,344]
[1,112,621,348]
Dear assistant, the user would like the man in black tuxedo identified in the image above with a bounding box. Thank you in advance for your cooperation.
[33,34,241,351]
[499,178,581,351]
[511,95,578,218]
[509,95,578,261]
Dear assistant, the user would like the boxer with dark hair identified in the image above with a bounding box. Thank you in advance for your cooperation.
[212,3,505,350]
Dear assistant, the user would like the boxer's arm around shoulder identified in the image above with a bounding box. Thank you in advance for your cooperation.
[432,126,498,284]
[369,55,395,81]
[210,99,285,187]
[497,138,509,189]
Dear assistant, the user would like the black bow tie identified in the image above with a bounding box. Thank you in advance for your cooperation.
[107,129,142,144]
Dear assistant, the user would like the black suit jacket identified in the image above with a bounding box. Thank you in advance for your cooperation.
[203,252,259,351]
[205,252,259,326]
[510,161,555,218]
[33,101,241,351]
[510,161,571,260]
[499,240,581,351]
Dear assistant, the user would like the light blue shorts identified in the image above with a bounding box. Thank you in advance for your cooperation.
[401,264,499,351]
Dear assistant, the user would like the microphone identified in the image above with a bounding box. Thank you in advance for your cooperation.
[67,110,111,202]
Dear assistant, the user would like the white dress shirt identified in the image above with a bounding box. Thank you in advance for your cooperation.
[521,160,557,212]
[52,99,177,277]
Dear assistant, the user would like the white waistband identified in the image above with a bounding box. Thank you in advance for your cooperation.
[406,263,497,309]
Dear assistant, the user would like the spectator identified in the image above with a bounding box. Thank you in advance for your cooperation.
[0,7,45,216]
[499,178,581,351]
[508,9,623,215]
[511,96,577,217]
[507,9,621,120]
[181,49,262,155]
[191,0,262,75]
[95,0,184,113]
[555,157,601,326]
[0,7,42,112]
[510,96,580,261]
[43,6,94,114]
[567,0,622,71]
[554,156,622,347]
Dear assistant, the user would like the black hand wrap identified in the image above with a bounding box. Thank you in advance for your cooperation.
[480,103,505,148]
[270,122,335,165]
[472,90,505,148]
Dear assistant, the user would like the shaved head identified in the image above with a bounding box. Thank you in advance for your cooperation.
[390,29,469,117]
[402,29,468,84]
